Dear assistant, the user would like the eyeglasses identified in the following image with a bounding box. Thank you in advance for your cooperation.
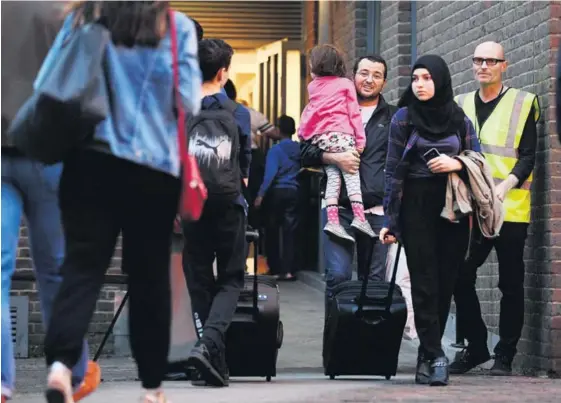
[356,71,385,80]
[472,57,505,66]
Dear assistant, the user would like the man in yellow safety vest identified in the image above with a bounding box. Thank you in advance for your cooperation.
[450,41,540,376]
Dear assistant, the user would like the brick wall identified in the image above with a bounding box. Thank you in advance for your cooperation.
[302,0,317,103]
[328,1,368,74]
[327,0,561,374]
[11,226,124,357]
[353,2,368,71]
[302,0,317,55]
[379,1,413,104]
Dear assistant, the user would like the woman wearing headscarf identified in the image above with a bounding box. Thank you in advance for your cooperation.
[379,55,481,386]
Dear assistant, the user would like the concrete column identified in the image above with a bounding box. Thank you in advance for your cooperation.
[318,0,330,45]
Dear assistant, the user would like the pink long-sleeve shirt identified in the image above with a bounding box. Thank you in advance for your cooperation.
[298,76,366,149]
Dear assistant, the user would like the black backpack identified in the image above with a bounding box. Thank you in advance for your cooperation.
[187,96,241,199]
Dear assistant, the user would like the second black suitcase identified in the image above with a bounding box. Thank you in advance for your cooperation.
[225,230,283,381]
[323,243,407,380]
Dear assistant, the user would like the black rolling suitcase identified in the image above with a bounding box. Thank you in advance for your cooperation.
[323,243,407,380]
[225,229,284,381]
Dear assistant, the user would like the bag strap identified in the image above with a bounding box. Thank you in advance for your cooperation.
[168,10,188,159]
[221,98,239,114]
[205,94,238,114]
[357,241,402,314]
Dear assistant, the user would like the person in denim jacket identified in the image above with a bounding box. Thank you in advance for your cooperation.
[40,3,201,403]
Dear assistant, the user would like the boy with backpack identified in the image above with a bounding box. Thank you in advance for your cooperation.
[182,39,251,387]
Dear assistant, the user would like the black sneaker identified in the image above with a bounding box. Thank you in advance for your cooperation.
[163,361,191,381]
[429,356,449,387]
[490,354,513,376]
[164,371,190,381]
[415,352,431,385]
[191,365,229,386]
[449,348,491,374]
[185,341,226,387]
[190,370,206,387]
[221,368,230,386]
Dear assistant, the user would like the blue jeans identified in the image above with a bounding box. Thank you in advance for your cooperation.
[322,208,389,305]
[1,155,87,397]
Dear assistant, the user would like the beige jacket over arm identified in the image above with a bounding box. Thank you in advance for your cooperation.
[441,150,504,239]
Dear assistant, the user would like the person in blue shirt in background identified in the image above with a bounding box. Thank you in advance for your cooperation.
[255,115,301,281]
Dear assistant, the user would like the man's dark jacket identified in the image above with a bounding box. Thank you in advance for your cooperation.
[300,94,397,209]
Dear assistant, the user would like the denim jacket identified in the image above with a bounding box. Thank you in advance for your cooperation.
[383,107,481,241]
[35,11,202,178]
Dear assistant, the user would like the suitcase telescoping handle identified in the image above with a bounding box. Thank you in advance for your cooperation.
[246,229,260,312]
[357,241,402,315]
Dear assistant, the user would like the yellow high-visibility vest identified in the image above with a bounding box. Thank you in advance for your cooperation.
[455,89,540,223]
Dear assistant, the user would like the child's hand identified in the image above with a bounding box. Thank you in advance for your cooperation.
[356,147,364,154]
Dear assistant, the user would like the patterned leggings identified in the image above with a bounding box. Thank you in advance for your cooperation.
[324,165,362,200]
[311,132,363,202]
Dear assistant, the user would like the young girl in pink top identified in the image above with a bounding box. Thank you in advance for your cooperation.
[299,45,375,241]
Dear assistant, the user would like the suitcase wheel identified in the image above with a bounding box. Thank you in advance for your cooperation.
[266,375,272,382]
[276,321,284,349]
[329,374,335,380]
[385,375,391,380]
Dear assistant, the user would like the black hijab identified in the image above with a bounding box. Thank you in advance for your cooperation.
[398,55,465,138]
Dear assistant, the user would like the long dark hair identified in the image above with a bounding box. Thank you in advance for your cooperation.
[66,1,169,48]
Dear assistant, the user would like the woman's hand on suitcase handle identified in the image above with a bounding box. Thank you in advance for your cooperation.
[379,227,396,244]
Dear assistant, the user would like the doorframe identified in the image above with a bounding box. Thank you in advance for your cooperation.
[255,39,303,117]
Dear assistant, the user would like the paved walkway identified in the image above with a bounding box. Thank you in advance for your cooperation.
[13,279,561,402]
[14,372,561,403]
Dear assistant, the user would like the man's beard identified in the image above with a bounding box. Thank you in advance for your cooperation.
[357,91,380,102]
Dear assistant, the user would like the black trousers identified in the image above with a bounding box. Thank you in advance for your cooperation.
[182,199,246,351]
[454,221,528,360]
[264,187,300,276]
[400,177,469,359]
[44,150,180,389]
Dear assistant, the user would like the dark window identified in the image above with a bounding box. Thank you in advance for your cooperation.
[366,1,381,54]
[411,0,417,63]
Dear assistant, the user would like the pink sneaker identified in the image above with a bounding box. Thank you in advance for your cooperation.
[324,222,355,243]
[350,218,376,238]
